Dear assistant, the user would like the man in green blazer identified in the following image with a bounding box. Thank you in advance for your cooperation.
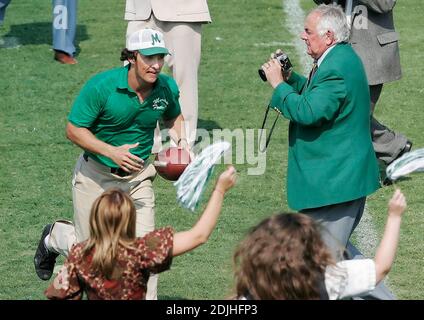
[313,0,411,170]
[261,5,380,259]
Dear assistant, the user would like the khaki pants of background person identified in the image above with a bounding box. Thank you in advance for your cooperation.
[126,16,202,151]
[49,154,158,299]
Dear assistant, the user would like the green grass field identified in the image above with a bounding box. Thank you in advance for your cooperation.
[0,0,423,299]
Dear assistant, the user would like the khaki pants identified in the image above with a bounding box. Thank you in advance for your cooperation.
[127,16,202,149]
[49,154,158,299]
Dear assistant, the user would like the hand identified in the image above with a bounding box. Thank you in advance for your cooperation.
[270,48,284,59]
[282,69,292,82]
[270,49,292,82]
[177,138,195,160]
[178,138,190,151]
[261,58,285,88]
[109,142,144,173]
[388,189,407,217]
[215,166,237,194]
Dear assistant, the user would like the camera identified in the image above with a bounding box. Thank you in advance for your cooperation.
[258,52,293,82]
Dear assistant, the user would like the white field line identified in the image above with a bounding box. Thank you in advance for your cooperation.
[281,0,311,75]
[282,0,392,290]
[254,41,294,47]
[0,36,21,49]
[355,204,378,258]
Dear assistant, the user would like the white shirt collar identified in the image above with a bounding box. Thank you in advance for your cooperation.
[317,44,336,67]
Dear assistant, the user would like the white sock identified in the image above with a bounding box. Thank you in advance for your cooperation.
[44,234,51,251]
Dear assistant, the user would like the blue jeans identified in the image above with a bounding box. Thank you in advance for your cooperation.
[52,0,77,56]
[0,0,11,24]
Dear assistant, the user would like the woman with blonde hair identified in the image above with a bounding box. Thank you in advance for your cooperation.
[45,166,236,300]
[233,189,407,300]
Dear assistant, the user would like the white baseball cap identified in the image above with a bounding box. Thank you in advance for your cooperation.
[126,28,169,56]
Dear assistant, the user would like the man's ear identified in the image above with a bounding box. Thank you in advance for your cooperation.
[326,30,335,45]
[128,52,137,65]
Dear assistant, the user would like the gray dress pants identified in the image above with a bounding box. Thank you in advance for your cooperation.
[370,84,408,165]
[301,198,396,300]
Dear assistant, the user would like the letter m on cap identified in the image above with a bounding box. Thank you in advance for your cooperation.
[151,33,161,45]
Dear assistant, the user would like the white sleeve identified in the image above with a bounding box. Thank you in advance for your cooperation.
[325,259,376,300]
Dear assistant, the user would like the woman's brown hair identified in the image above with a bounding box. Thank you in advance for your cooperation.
[82,188,136,280]
[233,213,334,299]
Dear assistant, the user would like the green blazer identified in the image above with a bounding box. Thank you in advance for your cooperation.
[270,43,380,211]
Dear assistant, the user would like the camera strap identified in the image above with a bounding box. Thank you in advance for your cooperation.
[259,105,280,152]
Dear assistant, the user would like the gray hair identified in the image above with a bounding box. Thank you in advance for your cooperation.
[313,4,350,43]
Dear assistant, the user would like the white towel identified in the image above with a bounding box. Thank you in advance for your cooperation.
[174,141,231,212]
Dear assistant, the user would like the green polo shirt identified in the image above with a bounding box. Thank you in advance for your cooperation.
[68,66,181,168]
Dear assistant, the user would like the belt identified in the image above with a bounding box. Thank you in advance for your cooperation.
[110,167,132,177]
[83,154,139,177]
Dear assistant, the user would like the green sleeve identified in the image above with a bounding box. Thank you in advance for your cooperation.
[286,71,308,94]
[162,76,181,121]
[67,78,104,128]
[270,69,346,126]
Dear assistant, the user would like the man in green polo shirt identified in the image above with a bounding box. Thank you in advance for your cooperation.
[34,28,188,299]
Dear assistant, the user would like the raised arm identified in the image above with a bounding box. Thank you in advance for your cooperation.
[172,166,237,256]
[374,189,406,283]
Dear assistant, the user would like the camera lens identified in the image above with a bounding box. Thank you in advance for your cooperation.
[258,69,267,82]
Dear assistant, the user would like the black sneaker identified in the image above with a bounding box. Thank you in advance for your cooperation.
[34,224,59,280]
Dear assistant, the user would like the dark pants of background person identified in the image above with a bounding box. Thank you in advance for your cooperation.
[370,84,408,165]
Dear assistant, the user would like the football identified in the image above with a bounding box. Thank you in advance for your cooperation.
[153,147,191,181]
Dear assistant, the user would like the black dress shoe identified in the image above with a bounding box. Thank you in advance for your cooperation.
[34,224,59,280]
[397,140,413,160]
[382,177,393,186]
[388,141,413,165]
[401,140,413,156]
[383,141,413,186]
